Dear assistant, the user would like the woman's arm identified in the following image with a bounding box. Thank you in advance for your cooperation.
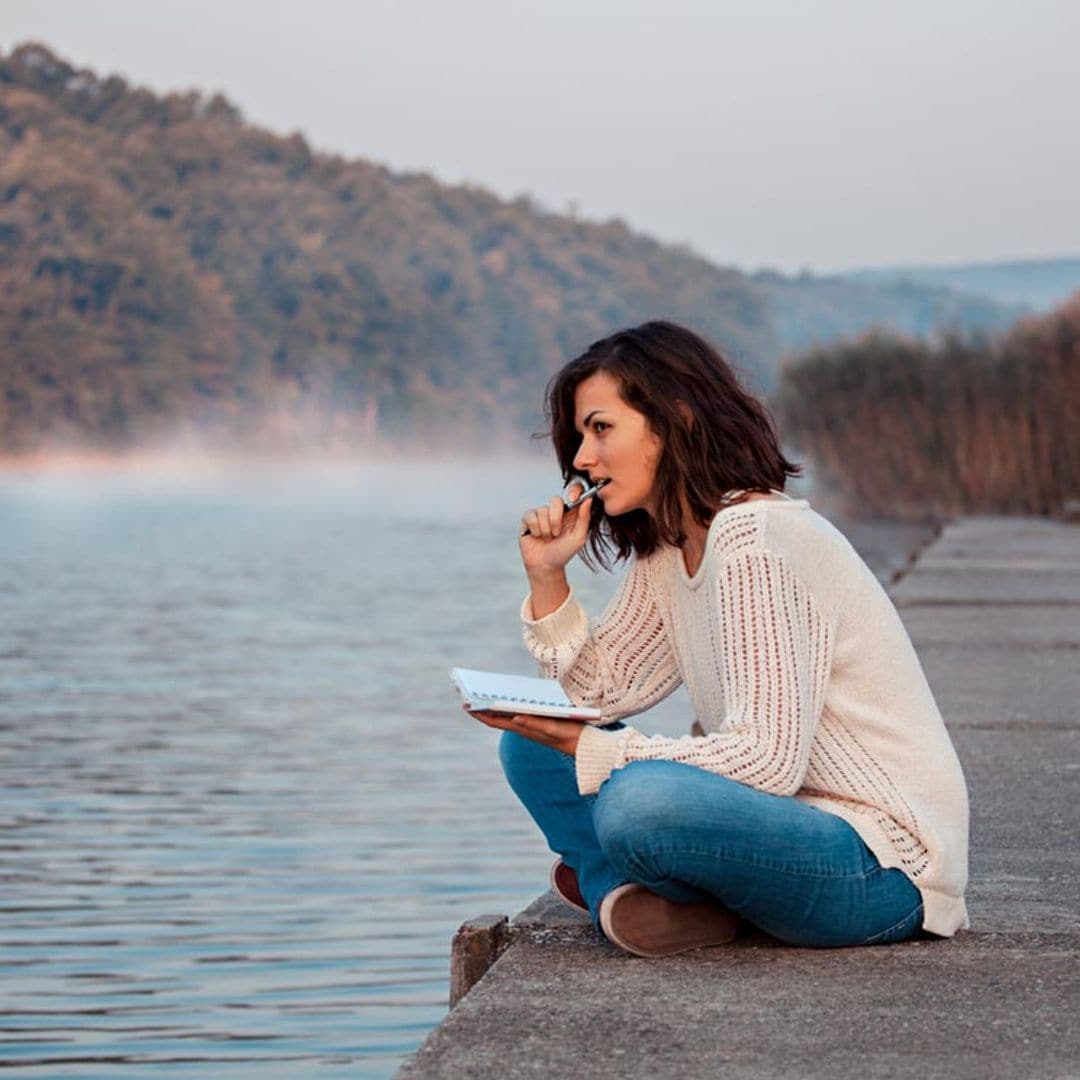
[522,554,682,722]
[573,548,835,795]
[515,480,681,722]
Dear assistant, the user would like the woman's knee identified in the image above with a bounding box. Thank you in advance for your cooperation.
[497,728,562,783]
[592,761,697,864]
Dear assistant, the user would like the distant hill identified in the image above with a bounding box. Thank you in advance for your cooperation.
[842,257,1080,312]
[0,42,1025,455]
[751,269,1025,355]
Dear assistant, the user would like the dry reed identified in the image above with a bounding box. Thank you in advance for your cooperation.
[775,292,1080,518]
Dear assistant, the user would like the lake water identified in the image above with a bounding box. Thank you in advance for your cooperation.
[0,458,934,1078]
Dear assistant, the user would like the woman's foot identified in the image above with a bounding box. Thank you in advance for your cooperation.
[599,883,740,957]
[549,859,588,914]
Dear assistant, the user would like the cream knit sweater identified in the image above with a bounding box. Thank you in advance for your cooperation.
[521,496,970,938]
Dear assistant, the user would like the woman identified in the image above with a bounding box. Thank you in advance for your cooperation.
[469,320,969,957]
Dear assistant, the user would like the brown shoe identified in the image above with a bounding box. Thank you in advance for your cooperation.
[549,859,588,914]
[599,883,740,957]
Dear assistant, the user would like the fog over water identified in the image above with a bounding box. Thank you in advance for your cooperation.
[0,456,935,1077]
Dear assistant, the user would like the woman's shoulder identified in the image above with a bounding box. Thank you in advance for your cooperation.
[704,492,815,560]
[754,501,885,608]
[703,496,873,587]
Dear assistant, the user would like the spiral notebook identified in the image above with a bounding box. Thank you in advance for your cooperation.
[450,667,602,721]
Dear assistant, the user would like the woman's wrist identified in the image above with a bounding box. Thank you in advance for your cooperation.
[526,565,568,587]
[526,569,570,620]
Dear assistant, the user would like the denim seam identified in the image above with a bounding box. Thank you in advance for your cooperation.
[859,902,923,944]
[620,843,892,882]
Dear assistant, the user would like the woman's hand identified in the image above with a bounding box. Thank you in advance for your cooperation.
[465,707,584,757]
[518,481,594,575]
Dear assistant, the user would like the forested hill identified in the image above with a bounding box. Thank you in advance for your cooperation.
[0,43,1020,455]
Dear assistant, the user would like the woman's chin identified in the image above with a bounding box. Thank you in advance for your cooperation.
[599,486,649,519]
[602,499,644,519]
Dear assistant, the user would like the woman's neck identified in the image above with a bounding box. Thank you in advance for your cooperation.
[677,491,780,574]
[676,491,711,575]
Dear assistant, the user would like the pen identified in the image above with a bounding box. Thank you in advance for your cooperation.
[521,479,608,537]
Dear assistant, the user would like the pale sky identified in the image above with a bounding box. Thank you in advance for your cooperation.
[3,0,1077,274]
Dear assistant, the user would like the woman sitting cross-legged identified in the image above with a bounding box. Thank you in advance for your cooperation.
[467,320,970,957]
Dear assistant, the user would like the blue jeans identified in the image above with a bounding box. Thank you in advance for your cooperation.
[499,726,925,948]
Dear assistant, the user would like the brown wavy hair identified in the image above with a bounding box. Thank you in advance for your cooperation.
[545,320,801,570]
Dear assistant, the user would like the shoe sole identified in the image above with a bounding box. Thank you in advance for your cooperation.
[599,883,740,957]
[549,860,588,914]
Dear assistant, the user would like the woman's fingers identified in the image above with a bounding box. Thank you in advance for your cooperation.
[468,707,539,731]
[510,713,554,739]
[520,506,550,537]
[465,708,583,757]
[571,496,592,538]
[467,709,550,745]
[509,713,584,756]
[466,707,516,731]
[518,484,596,576]
[547,494,565,536]
[521,481,591,539]
[466,707,496,723]
[466,708,552,739]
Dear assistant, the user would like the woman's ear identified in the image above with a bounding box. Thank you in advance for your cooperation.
[676,400,694,429]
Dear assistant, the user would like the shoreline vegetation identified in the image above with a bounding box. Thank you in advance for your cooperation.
[777,291,1079,520]
[4,284,1076,527]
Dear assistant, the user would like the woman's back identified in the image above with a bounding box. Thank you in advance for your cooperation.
[638,497,970,935]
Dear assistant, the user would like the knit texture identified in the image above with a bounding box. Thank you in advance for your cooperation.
[521,497,970,937]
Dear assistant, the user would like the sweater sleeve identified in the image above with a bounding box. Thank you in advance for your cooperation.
[520,555,682,725]
[574,548,835,796]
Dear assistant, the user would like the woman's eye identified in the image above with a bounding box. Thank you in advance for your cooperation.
[592,422,609,433]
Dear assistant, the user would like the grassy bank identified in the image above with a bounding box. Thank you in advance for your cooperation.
[776,292,1079,518]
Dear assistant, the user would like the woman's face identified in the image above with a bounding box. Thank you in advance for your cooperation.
[571,371,663,517]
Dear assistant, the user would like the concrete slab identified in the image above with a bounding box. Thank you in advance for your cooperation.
[898,606,1080,648]
[926,515,1080,561]
[919,644,1080,730]
[954,727,1080,934]
[396,517,1080,1079]
[398,931,1079,1080]
[892,569,1080,606]
[892,516,1080,607]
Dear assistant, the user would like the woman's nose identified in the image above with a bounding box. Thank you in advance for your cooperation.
[573,438,594,472]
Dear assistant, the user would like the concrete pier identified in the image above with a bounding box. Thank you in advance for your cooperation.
[397,516,1080,1079]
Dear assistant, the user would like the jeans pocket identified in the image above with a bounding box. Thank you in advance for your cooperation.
[859,902,924,946]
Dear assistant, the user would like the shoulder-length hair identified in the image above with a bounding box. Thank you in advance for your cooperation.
[545,320,801,570]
